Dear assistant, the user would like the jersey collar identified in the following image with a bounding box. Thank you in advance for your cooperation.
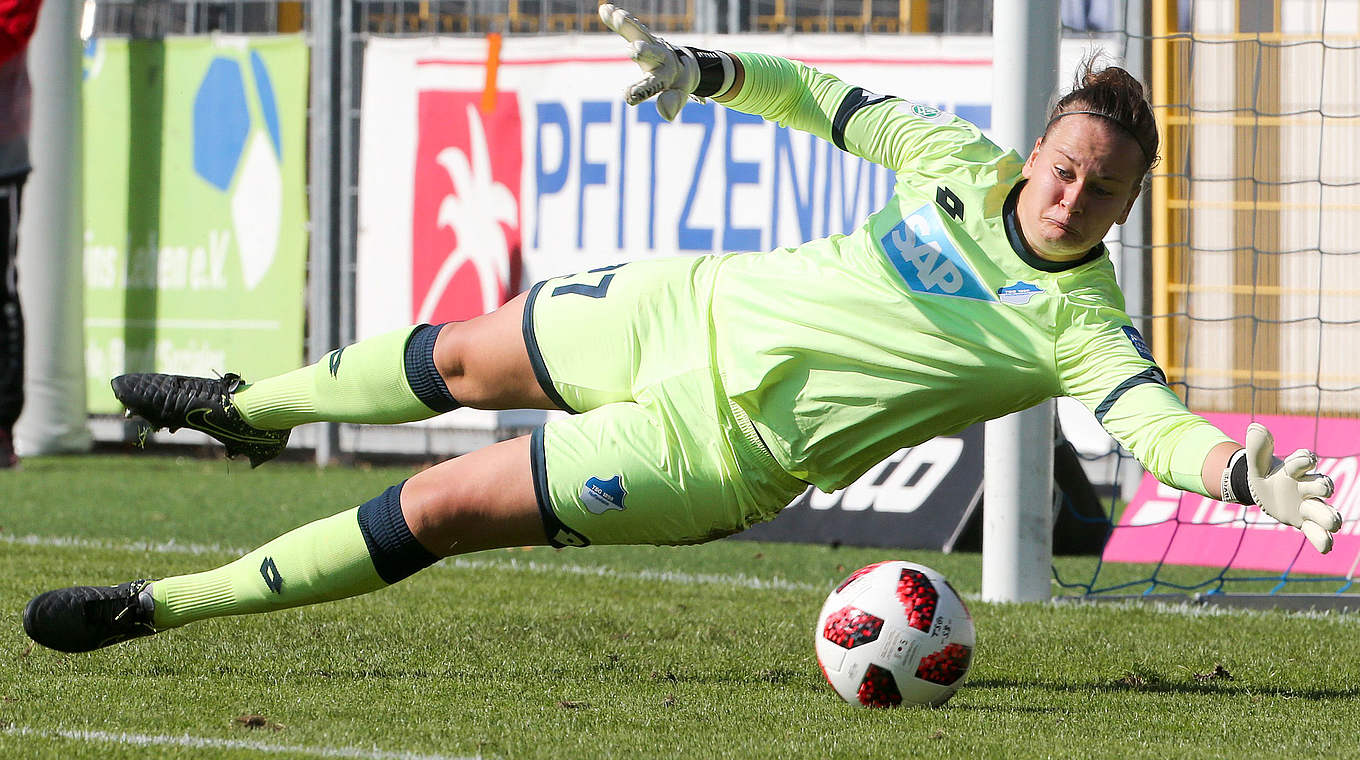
[1003,181,1108,272]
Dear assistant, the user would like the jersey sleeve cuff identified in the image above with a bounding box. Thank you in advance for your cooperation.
[1158,424,1236,497]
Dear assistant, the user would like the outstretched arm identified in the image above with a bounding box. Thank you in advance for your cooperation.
[600,3,977,173]
[713,59,746,104]
[1199,440,1238,498]
[1060,315,1340,554]
[599,3,745,120]
[1092,384,1339,554]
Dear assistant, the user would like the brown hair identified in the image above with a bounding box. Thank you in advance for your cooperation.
[1045,53,1160,177]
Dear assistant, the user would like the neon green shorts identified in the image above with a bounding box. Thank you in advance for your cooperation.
[522,256,807,547]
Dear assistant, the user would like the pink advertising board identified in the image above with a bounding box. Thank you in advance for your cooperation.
[1102,413,1360,575]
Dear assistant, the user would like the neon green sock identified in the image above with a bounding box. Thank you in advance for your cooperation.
[232,326,438,429]
[149,507,385,628]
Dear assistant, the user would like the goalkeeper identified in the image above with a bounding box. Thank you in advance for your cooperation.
[24,4,1340,653]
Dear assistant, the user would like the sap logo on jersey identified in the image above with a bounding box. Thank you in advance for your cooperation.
[880,207,993,301]
[582,475,628,514]
[412,91,523,323]
[997,281,1043,305]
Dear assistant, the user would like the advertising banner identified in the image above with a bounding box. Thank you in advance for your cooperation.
[739,426,984,550]
[1103,413,1360,574]
[82,36,310,413]
[356,33,1006,341]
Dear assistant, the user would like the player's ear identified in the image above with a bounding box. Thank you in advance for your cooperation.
[1021,137,1043,179]
[1116,185,1139,224]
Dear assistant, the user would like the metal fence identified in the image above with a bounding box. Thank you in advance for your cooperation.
[83,0,1010,37]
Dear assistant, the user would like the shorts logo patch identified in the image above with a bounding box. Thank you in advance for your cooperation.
[1122,325,1156,362]
[997,281,1043,305]
[582,475,627,514]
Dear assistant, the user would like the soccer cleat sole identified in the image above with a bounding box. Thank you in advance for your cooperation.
[111,374,289,468]
[126,414,290,468]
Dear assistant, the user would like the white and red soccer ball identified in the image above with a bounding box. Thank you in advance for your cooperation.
[815,561,975,707]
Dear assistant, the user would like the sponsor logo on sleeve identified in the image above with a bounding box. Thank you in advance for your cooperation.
[897,100,951,124]
[1121,325,1156,362]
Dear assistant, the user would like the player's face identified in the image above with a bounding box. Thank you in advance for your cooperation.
[1017,115,1145,261]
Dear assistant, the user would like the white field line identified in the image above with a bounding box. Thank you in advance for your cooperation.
[1,532,822,593]
[448,556,822,592]
[2,725,477,760]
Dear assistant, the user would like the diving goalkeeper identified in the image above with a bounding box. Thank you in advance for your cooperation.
[23,4,1339,653]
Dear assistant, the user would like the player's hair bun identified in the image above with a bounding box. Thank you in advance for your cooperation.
[1046,51,1160,175]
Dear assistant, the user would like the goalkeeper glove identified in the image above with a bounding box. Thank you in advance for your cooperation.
[1223,422,1341,554]
[599,3,737,121]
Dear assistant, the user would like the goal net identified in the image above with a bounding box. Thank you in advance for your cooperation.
[1057,0,1360,608]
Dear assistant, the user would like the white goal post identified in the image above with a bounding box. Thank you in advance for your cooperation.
[982,0,1061,604]
[14,0,91,456]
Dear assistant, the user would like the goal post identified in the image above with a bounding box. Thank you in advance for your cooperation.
[14,0,91,456]
[981,0,1061,604]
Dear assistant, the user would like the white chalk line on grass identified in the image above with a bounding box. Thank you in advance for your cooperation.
[449,556,821,592]
[1,533,821,593]
[2,532,240,557]
[2,725,478,760]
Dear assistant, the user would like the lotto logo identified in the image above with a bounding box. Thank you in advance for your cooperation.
[411,91,524,323]
[806,438,965,514]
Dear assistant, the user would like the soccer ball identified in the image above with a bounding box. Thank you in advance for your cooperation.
[815,560,974,707]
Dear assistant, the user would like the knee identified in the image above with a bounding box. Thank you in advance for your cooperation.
[400,475,476,555]
[431,322,465,381]
[399,443,546,556]
[431,323,484,404]
[430,321,513,408]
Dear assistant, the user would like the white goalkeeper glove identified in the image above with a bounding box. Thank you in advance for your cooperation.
[1239,422,1341,554]
[599,3,701,121]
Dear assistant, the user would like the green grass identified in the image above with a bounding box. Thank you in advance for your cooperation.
[4,455,1360,759]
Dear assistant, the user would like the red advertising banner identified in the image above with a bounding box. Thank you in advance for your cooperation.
[411,90,523,323]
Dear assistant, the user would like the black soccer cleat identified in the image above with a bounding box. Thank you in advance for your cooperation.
[111,372,289,467]
[23,580,160,653]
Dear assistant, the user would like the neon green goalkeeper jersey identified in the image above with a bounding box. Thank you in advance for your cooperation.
[709,53,1231,495]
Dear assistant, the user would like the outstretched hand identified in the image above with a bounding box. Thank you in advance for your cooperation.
[599,3,699,121]
[1244,422,1342,553]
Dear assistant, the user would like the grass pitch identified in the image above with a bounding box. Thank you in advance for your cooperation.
[3,454,1358,760]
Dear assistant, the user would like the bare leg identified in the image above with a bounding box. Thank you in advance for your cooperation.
[20,431,550,653]
[433,291,555,410]
[401,434,545,556]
